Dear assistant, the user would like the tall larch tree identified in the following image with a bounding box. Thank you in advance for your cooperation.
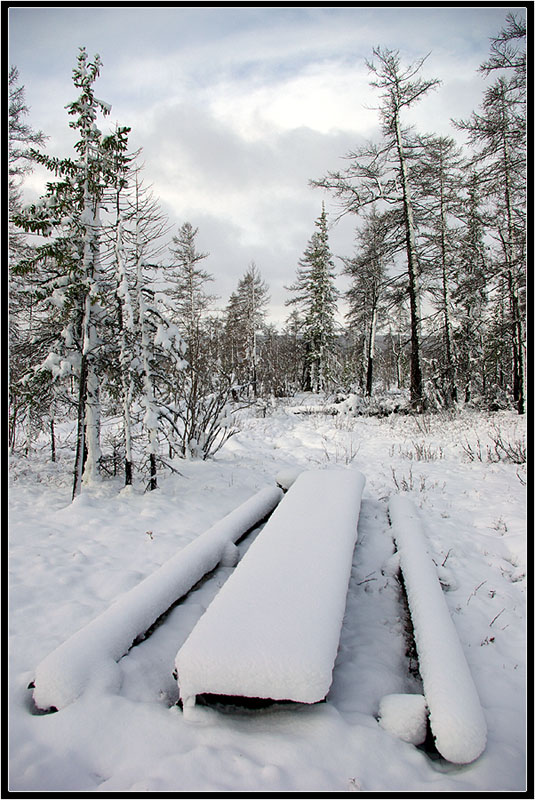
[313,47,440,410]
[454,13,526,413]
[343,205,395,397]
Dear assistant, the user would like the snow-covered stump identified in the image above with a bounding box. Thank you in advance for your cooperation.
[31,486,283,711]
[388,494,487,764]
[175,469,366,712]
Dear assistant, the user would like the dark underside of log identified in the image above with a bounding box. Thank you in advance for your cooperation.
[176,693,326,711]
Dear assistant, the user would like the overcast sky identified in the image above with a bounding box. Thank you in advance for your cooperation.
[8,5,524,325]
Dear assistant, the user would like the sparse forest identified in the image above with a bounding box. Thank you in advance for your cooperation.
[9,15,526,498]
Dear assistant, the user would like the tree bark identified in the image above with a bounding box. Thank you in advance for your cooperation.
[394,113,424,410]
[72,354,88,499]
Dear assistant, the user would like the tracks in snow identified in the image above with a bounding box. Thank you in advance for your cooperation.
[329,498,421,721]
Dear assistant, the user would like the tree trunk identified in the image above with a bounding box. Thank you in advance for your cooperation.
[394,113,424,410]
[366,302,378,397]
[149,453,157,491]
[72,354,88,499]
[50,418,56,463]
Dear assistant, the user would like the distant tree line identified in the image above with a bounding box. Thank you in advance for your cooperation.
[9,15,526,496]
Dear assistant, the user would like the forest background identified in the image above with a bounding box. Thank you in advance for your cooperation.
[8,6,527,499]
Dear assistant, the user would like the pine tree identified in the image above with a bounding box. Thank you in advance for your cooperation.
[286,205,338,393]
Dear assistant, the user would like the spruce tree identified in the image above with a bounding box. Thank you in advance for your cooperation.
[225,263,270,397]
[12,48,132,497]
[286,205,338,393]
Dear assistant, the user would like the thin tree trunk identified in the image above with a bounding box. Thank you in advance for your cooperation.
[72,354,88,499]
[149,453,157,491]
[366,302,378,397]
[50,418,56,463]
[394,113,424,410]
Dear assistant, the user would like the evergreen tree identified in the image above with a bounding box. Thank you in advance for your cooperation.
[286,205,338,393]
[166,222,215,366]
[8,66,48,451]
[12,48,132,497]
[224,263,270,397]
[8,66,47,220]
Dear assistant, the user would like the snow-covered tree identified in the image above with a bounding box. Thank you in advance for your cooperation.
[286,205,338,393]
[8,66,49,452]
[166,222,215,362]
[12,48,132,497]
[224,263,270,397]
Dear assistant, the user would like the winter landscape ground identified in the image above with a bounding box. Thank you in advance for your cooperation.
[8,396,528,793]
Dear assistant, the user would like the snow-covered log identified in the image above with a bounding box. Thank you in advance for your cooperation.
[388,494,487,764]
[175,469,366,711]
[32,485,283,711]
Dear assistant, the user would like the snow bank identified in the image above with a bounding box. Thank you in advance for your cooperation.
[378,693,428,745]
[388,495,487,764]
[32,485,283,711]
[175,469,366,709]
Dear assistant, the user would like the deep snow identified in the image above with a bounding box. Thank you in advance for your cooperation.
[32,485,282,712]
[8,397,527,792]
[175,469,365,708]
[389,494,487,764]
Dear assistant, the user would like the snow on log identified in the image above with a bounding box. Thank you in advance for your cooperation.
[378,693,428,745]
[388,494,487,764]
[32,485,283,711]
[175,469,366,711]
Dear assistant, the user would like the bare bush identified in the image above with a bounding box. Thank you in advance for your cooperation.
[462,425,526,464]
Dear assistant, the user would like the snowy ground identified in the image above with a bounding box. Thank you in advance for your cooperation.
[8,396,527,792]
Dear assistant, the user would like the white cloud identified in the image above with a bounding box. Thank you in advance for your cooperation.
[9,5,525,325]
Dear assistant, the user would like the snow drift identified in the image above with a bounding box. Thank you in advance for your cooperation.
[175,468,366,709]
[32,485,283,711]
[388,494,487,764]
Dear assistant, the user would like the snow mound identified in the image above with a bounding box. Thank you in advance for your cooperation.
[378,693,428,745]
[175,468,366,710]
[32,485,283,711]
[275,467,303,490]
[388,495,487,764]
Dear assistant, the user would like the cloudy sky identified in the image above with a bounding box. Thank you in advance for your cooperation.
[8,5,524,325]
